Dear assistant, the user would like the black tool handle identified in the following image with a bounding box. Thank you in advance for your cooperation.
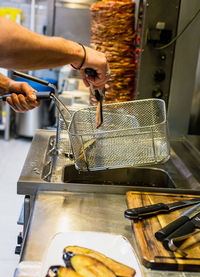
[85,68,103,124]
[124,203,170,219]
[162,220,196,251]
[84,68,100,96]
[1,92,51,101]
[13,71,50,86]
[155,216,189,241]
[84,68,98,78]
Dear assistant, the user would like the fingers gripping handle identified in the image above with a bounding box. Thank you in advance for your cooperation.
[84,68,100,97]
[84,68,98,78]
[85,68,103,127]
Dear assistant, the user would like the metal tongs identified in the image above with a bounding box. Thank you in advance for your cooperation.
[84,68,105,128]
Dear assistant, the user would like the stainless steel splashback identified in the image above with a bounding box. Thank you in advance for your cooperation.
[189,49,200,135]
[46,0,93,46]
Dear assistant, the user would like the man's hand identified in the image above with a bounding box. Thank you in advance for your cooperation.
[75,46,110,91]
[6,81,40,112]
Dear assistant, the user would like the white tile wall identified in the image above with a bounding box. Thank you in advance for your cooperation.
[0,137,31,276]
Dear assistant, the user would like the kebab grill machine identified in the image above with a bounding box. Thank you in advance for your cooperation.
[14,1,200,277]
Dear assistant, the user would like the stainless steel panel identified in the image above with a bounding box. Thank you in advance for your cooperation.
[167,0,200,137]
[47,0,91,45]
[189,49,200,135]
[136,0,180,104]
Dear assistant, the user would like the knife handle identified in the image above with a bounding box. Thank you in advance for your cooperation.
[124,203,169,219]
[155,216,189,241]
[162,220,196,251]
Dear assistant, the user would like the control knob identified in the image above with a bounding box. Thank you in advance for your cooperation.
[154,69,166,82]
[152,88,163,98]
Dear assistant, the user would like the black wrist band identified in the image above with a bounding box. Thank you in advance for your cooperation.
[71,43,86,70]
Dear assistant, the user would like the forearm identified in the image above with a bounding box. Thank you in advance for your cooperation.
[0,17,84,70]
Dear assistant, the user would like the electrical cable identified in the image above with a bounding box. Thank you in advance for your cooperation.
[155,7,200,50]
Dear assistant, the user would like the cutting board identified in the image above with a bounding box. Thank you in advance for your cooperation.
[126,191,200,271]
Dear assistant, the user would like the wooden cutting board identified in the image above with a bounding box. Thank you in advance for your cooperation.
[126,191,200,271]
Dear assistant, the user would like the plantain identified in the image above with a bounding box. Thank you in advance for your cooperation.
[78,138,96,161]
[46,266,82,277]
[58,267,83,277]
[63,246,136,277]
[70,254,116,277]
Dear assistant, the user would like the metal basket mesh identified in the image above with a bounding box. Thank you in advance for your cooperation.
[61,98,170,171]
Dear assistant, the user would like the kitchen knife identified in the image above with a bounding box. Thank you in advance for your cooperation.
[0,91,52,101]
[124,198,200,220]
[155,202,200,241]
[162,211,200,251]
[84,68,104,128]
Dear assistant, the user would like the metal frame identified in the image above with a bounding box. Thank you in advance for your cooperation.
[136,0,181,104]
[46,0,56,36]
[165,0,200,137]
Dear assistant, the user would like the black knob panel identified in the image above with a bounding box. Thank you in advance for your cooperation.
[152,88,163,98]
[154,69,166,82]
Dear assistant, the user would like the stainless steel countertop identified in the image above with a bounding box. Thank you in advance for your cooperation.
[19,190,200,277]
[16,130,200,277]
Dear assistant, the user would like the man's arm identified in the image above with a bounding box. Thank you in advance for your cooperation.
[0,17,109,90]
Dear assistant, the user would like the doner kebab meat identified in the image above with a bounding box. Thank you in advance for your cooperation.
[90,0,137,104]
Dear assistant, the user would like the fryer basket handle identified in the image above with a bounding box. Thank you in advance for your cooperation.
[13,71,50,86]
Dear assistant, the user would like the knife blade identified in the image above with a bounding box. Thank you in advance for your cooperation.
[162,211,200,251]
[155,202,200,241]
[124,198,200,220]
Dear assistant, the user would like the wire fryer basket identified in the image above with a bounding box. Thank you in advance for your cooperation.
[55,97,170,171]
